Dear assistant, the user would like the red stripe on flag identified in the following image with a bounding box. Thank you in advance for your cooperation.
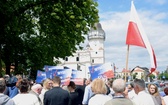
[126,22,146,48]
[150,48,157,72]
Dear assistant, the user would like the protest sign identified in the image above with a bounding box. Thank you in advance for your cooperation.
[89,62,114,80]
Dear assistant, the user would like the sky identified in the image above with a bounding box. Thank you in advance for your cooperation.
[96,0,168,72]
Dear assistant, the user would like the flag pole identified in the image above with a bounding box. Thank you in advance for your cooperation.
[125,45,130,82]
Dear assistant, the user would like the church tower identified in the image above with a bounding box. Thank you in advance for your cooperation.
[57,22,105,78]
[88,22,105,66]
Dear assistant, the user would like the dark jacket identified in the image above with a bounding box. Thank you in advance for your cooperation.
[69,92,79,105]
[76,85,85,105]
[44,87,71,105]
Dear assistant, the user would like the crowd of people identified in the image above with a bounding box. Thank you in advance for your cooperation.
[0,74,168,105]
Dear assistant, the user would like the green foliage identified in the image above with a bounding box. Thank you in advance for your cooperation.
[149,74,155,78]
[0,0,99,78]
[158,71,168,80]
[132,73,138,79]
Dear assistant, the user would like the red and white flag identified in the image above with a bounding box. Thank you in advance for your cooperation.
[126,1,157,73]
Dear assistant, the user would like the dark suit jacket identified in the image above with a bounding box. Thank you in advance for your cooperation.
[44,87,71,105]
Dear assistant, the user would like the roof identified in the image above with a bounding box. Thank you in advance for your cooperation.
[122,68,131,73]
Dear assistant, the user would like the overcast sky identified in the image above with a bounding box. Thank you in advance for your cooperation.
[95,0,168,72]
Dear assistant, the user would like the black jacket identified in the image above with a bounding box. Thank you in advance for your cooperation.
[44,87,71,105]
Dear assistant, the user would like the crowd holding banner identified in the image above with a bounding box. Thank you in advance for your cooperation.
[36,62,114,86]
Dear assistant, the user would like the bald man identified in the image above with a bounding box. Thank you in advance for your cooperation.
[104,78,135,105]
[29,84,42,105]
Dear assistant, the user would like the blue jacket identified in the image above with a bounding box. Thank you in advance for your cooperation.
[8,86,19,98]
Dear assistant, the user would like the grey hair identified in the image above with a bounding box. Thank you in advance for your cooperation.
[112,78,126,93]
[31,84,42,91]
[133,79,145,89]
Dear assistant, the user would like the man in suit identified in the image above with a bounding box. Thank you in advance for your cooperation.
[44,76,71,105]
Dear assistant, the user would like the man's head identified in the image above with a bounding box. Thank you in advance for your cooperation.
[31,84,42,95]
[67,81,76,92]
[85,78,92,85]
[164,87,168,95]
[3,75,10,84]
[112,78,126,93]
[52,76,61,87]
[133,79,145,94]
[0,79,6,93]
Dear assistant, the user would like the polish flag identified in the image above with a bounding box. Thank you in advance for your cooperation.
[126,1,157,73]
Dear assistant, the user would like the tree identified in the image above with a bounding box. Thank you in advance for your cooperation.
[158,71,168,80]
[149,74,155,81]
[165,66,168,73]
[132,73,138,79]
[0,0,99,77]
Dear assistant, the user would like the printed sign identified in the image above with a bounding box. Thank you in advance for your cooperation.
[89,62,114,80]
[35,70,46,83]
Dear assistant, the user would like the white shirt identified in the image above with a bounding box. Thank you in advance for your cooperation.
[128,89,138,102]
[133,90,155,105]
[108,88,115,98]
[163,96,168,105]
[39,88,49,105]
[88,94,111,105]
[12,94,40,105]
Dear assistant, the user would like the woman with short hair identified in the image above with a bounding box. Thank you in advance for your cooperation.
[88,78,111,105]
[12,78,40,105]
[39,78,53,105]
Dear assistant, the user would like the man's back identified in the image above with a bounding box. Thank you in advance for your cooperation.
[44,87,70,105]
[133,91,156,105]
[105,98,135,105]
[0,94,15,105]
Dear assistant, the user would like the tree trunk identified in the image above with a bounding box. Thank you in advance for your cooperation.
[14,60,18,74]
[0,45,2,77]
[4,46,11,76]
[5,61,11,76]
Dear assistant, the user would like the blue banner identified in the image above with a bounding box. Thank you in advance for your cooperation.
[52,69,72,86]
[35,70,46,83]
[44,65,63,79]
[89,62,114,80]
[71,69,84,85]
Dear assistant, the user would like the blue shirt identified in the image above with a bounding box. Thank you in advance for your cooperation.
[82,84,94,105]
[8,86,19,98]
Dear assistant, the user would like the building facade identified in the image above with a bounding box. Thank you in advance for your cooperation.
[58,23,106,78]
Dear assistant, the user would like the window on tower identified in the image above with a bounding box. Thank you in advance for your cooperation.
[65,57,68,61]
[77,64,81,70]
[76,57,79,61]
[92,59,94,63]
